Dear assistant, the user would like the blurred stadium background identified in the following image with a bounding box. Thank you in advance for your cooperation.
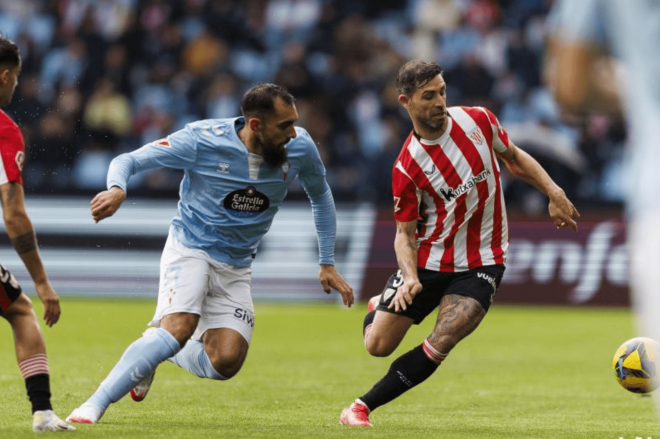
[0,0,628,306]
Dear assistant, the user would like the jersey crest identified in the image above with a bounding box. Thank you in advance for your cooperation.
[467,127,484,145]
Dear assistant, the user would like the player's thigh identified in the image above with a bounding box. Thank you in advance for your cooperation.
[0,263,28,323]
[367,311,414,355]
[151,234,212,329]
[194,262,254,349]
[1,292,33,323]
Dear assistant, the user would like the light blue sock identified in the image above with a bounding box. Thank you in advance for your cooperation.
[87,328,181,410]
[169,340,225,380]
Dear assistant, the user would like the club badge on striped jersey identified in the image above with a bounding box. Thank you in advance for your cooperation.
[467,128,485,145]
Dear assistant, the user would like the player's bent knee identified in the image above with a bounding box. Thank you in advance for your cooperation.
[365,337,397,357]
[161,313,199,346]
[209,355,245,379]
[2,293,36,322]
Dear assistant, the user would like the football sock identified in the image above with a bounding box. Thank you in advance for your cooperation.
[363,310,376,342]
[169,340,226,380]
[87,328,180,410]
[359,344,441,411]
[19,354,52,413]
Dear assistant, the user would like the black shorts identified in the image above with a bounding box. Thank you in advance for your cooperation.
[0,263,22,316]
[374,265,505,324]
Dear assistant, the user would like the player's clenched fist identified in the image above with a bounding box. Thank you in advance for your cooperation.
[91,186,126,223]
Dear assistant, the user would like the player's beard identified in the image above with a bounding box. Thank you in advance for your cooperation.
[256,133,288,168]
[417,111,447,133]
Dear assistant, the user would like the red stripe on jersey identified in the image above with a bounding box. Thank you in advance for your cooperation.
[468,107,506,264]
[418,141,468,272]
[449,113,489,269]
[397,143,447,267]
[482,107,510,149]
[392,133,420,223]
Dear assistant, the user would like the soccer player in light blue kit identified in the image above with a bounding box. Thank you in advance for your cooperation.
[67,84,354,424]
[547,0,660,409]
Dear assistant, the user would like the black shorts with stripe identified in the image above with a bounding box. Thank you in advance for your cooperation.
[0,263,22,315]
[373,265,505,324]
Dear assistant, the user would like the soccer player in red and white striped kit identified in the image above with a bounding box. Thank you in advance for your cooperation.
[340,60,580,426]
[0,35,74,432]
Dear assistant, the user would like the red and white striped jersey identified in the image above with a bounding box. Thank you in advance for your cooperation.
[392,106,510,272]
[0,110,24,186]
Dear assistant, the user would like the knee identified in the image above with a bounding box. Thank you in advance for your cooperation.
[208,352,245,379]
[365,337,396,358]
[161,313,198,346]
[3,294,36,323]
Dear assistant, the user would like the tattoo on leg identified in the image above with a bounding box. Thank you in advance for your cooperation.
[11,232,37,254]
[428,295,486,353]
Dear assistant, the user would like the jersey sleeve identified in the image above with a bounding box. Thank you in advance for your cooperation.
[0,124,25,185]
[297,129,328,195]
[392,161,419,223]
[481,107,510,154]
[107,125,198,191]
[141,125,199,170]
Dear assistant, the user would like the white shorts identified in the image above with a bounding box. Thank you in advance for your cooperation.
[150,230,255,344]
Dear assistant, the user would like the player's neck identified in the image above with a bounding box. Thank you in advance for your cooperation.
[237,127,261,156]
[413,120,448,142]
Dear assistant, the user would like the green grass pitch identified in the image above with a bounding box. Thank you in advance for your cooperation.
[1,298,659,438]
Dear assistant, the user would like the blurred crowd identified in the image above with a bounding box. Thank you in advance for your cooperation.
[1,0,626,211]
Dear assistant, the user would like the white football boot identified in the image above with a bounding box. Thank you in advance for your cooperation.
[33,410,76,432]
[66,402,105,424]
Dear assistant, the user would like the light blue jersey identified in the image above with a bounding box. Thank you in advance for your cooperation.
[551,0,660,216]
[107,117,336,268]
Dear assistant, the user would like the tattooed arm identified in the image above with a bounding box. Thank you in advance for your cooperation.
[390,219,423,313]
[0,182,61,326]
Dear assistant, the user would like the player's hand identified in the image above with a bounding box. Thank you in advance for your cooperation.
[548,189,580,232]
[318,264,354,308]
[34,282,61,327]
[388,278,422,313]
[91,186,126,223]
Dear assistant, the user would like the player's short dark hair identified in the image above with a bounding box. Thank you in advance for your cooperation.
[396,61,444,96]
[241,83,295,120]
[0,34,20,68]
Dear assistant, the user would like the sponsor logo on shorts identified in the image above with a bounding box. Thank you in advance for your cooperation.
[234,308,254,328]
[478,272,497,292]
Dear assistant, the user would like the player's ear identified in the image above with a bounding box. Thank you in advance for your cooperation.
[249,118,261,132]
[398,94,410,107]
[0,68,8,84]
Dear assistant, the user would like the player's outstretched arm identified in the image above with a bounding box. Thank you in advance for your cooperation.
[91,186,126,223]
[497,142,580,231]
[318,264,354,308]
[0,182,61,326]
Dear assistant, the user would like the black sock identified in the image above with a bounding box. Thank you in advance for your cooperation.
[359,345,439,411]
[363,310,376,337]
[25,374,52,413]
